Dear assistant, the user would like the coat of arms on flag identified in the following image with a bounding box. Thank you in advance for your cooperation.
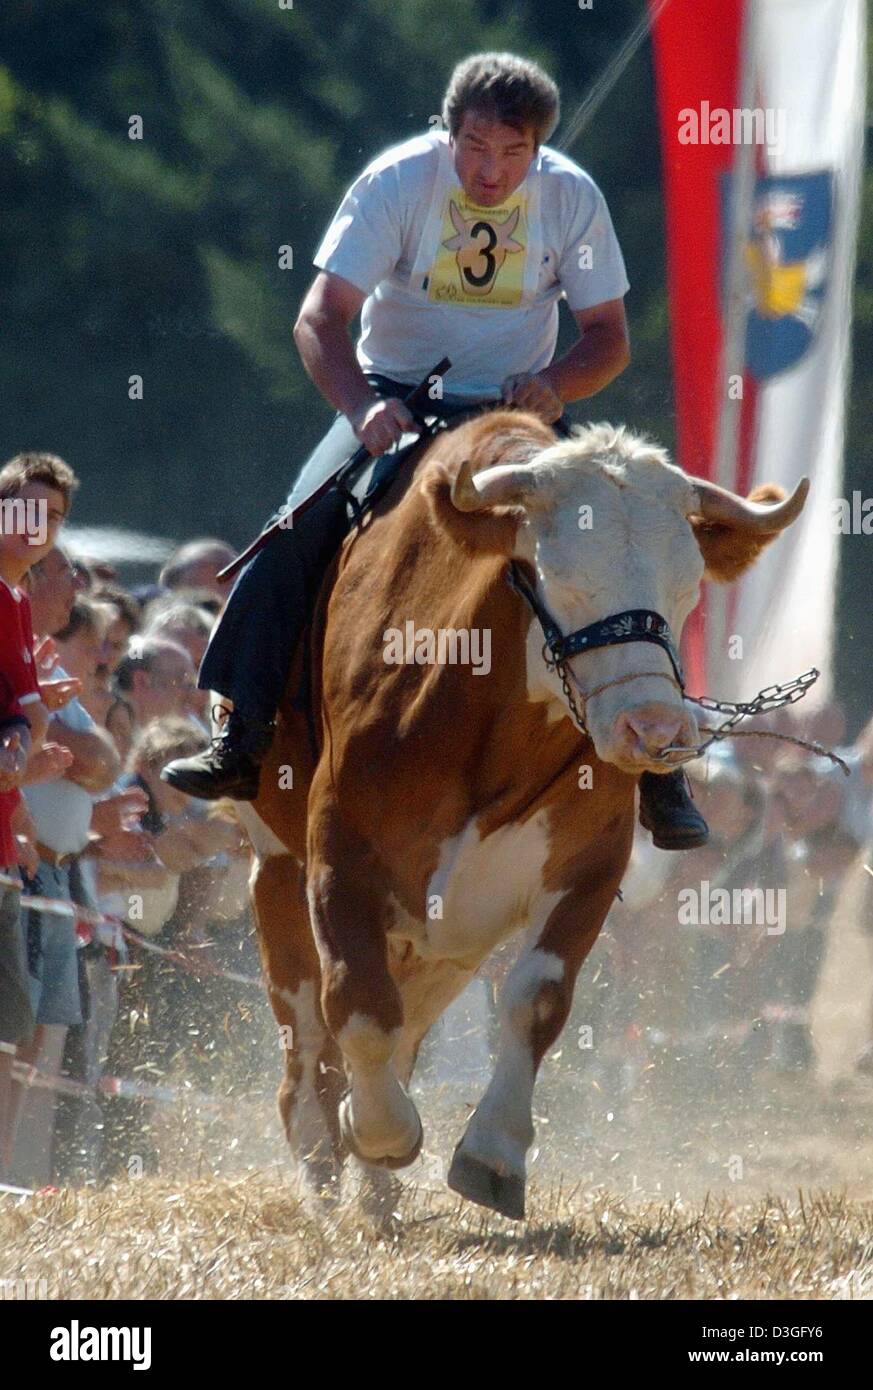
[722,170,833,380]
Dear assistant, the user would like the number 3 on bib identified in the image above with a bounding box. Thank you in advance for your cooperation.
[428,191,527,308]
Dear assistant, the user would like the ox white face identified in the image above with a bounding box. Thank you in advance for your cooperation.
[512,428,704,773]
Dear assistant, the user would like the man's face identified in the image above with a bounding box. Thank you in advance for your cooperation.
[161,625,209,674]
[137,649,198,721]
[173,549,233,599]
[0,484,67,572]
[58,622,108,692]
[95,604,132,679]
[29,546,79,636]
[450,111,538,207]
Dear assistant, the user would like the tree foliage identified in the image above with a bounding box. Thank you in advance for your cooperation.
[0,0,870,717]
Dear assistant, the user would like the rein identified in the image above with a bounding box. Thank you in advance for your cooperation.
[506,561,850,776]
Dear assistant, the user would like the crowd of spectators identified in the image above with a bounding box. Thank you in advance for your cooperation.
[2,449,873,1188]
[566,703,873,1097]
[0,452,259,1188]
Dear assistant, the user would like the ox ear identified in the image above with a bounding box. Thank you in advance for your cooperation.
[689,480,807,583]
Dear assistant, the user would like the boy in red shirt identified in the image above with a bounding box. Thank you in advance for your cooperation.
[0,451,78,1177]
[0,591,38,1178]
[1,672,33,1018]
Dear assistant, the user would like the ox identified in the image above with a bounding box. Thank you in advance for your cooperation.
[242,410,806,1218]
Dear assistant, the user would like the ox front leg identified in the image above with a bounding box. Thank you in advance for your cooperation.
[449,875,622,1220]
[308,847,423,1170]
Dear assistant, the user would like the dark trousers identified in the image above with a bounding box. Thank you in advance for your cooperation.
[199,487,349,724]
[199,379,574,723]
[199,376,412,722]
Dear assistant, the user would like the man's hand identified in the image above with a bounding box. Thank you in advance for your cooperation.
[11,798,39,877]
[16,832,39,879]
[91,788,149,838]
[0,732,28,793]
[23,741,74,785]
[33,635,61,680]
[349,396,417,455]
[501,371,564,424]
[92,826,156,863]
[41,676,82,711]
[35,634,82,710]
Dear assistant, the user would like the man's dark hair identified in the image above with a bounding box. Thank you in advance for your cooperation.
[0,451,79,513]
[113,636,189,693]
[93,583,143,633]
[159,538,234,590]
[442,53,560,147]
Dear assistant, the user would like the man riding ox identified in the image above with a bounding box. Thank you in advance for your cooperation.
[163,53,808,1217]
[162,50,708,852]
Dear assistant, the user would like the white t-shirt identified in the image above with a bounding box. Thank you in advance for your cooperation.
[24,664,96,855]
[313,131,629,398]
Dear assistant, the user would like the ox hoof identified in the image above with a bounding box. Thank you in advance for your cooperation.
[447,1145,526,1221]
[338,1096,424,1171]
[301,1158,343,1205]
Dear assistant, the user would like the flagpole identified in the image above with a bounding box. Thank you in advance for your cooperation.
[708,0,760,696]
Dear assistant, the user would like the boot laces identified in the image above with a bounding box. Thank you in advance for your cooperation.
[207,703,243,767]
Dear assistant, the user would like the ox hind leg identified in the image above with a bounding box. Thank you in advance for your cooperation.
[307,824,423,1169]
[448,866,626,1221]
[251,852,345,1194]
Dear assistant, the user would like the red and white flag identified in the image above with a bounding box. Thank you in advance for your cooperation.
[651,0,866,704]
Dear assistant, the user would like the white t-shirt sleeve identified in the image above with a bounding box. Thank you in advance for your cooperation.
[556,178,630,312]
[313,164,403,297]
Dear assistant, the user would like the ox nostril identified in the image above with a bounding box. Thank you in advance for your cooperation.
[619,708,687,756]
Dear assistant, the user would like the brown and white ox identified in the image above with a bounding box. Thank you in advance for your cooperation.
[242,410,806,1219]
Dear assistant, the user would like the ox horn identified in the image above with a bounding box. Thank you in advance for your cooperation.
[450,459,539,513]
[692,476,809,532]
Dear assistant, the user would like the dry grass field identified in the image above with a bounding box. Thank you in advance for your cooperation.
[3,1062,873,1300]
[2,1173,872,1300]
[5,925,873,1301]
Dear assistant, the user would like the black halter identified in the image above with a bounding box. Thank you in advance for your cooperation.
[506,561,685,733]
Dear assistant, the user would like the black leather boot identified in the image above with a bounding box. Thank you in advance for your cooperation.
[161,711,275,802]
[638,767,709,850]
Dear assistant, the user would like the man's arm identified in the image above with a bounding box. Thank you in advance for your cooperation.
[502,299,630,421]
[293,270,415,454]
[24,698,49,748]
[544,299,631,400]
[45,720,120,794]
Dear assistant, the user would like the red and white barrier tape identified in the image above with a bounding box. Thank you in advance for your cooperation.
[118,925,261,989]
[0,1039,226,1111]
[0,870,261,989]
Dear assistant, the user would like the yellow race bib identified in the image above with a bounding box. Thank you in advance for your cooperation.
[427,188,527,308]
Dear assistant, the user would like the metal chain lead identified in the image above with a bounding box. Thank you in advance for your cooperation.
[543,657,847,775]
[653,668,849,776]
[546,644,589,734]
